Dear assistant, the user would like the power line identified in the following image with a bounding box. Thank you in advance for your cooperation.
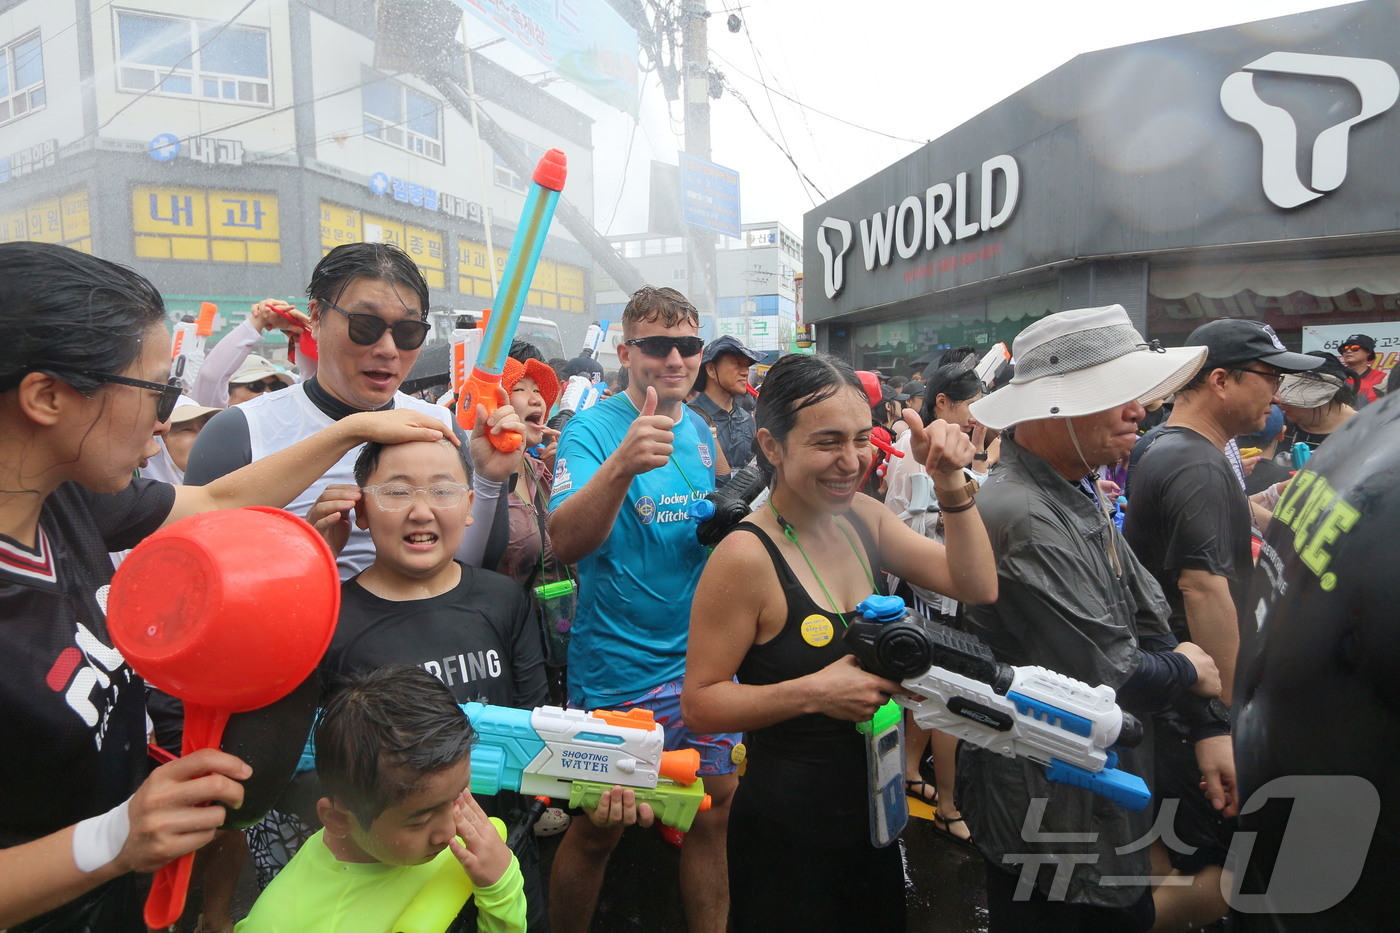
[720,76,825,204]
[712,49,924,144]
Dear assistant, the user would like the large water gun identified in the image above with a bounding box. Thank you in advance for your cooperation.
[844,595,1151,810]
[688,462,768,546]
[461,702,712,831]
[457,149,567,451]
[546,372,605,435]
[170,301,217,392]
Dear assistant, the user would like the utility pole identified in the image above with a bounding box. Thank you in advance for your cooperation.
[682,0,718,319]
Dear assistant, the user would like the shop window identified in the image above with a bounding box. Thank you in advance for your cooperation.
[0,32,45,126]
[116,11,270,106]
[361,68,442,161]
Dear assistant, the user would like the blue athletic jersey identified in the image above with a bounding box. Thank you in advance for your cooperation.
[549,394,715,708]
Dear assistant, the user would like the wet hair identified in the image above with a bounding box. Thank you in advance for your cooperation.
[353,438,470,486]
[316,666,476,828]
[938,345,978,369]
[306,243,430,320]
[0,242,166,394]
[510,340,544,364]
[921,364,984,423]
[753,353,865,478]
[620,286,699,336]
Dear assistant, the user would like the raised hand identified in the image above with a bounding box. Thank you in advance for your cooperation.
[471,386,528,482]
[901,407,976,476]
[448,792,514,888]
[614,386,675,476]
[306,483,360,557]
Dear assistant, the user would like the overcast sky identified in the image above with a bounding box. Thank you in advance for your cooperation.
[484,0,1358,239]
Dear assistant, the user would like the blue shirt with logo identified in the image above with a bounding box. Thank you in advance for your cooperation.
[549,394,715,708]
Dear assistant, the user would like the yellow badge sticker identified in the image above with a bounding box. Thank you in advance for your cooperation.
[801,614,835,647]
[730,742,746,765]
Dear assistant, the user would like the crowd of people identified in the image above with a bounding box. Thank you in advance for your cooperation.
[0,237,1394,933]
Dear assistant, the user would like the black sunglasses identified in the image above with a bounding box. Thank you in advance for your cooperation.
[59,370,183,422]
[319,298,430,350]
[624,335,704,358]
[234,378,285,394]
[1228,367,1285,388]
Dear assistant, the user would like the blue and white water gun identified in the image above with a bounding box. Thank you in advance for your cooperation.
[844,595,1151,811]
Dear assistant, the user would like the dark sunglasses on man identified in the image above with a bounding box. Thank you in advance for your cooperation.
[623,335,704,358]
[232,377,286,395]
[319,297,431,350]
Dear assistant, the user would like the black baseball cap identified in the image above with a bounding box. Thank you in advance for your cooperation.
[701,335,763,366]
[1185,320,1323,374]
[1341,334,1377,356]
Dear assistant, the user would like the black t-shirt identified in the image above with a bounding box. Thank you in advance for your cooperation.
[324,564,548,708]
[1123,426,1253,641]
[0,478,175,932]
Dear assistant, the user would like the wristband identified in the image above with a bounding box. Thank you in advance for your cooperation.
[940,498,976,514]
[73,797,132,872]
[934,477,978,511]
[972,452,988,461]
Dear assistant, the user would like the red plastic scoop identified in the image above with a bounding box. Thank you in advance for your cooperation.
[107,506,339,929]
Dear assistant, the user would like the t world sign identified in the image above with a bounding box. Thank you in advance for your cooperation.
[817,155,1020,299]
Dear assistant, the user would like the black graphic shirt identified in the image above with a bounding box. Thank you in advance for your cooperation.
[0,478,174,931]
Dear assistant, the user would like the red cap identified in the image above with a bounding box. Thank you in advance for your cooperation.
[532,149,567,191]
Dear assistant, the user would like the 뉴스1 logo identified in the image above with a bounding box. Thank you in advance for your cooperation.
[1221,52,1399,209]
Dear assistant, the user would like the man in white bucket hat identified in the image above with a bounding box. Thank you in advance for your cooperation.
[958,305,1225,930]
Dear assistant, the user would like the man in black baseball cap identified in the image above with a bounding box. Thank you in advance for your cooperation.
[688,335,762,479]
[1338,333,1386,403]
[1123,318,1320,928]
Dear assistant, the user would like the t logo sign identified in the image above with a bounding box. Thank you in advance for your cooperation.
[1221,52,1399,209]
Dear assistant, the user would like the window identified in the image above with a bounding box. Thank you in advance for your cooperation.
[362,67,442,161]
[0,32,45,126]
[116,11,270,105]
[493,135,546,192]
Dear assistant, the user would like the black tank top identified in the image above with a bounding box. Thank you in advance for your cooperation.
[729,514,884,842]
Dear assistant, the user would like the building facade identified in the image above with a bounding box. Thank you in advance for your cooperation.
[597,221,803,354]
[0,0,598,350]
[804,1,1400,378]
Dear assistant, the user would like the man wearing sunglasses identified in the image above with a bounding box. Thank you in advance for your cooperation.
[1338,333,1387,404]
[547,286,737,933]
[186,243,522,578]
[225,354,295,406]
[1123,318,1321,929]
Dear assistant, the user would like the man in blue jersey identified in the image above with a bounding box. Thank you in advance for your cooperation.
[546,286,737,933]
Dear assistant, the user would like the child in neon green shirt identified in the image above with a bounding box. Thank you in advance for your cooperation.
[236,667,526,933]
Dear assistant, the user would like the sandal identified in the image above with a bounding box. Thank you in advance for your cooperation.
[931,812,976,850]
[904,779,938,805]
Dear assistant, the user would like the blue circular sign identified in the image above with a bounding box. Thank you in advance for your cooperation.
[149,133,181,162]
[369,172,390,195]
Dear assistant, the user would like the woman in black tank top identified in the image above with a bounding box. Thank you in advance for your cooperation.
[681,354,998,932]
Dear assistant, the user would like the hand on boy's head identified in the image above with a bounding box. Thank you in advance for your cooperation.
[448,791,513,888]
[585,785,655,830]
[306,483,360,557]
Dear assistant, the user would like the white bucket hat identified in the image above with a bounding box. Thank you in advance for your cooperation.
[1278,370,1347,409]
[970,305,1206,430]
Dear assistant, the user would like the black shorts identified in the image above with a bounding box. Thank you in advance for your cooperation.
[1153,727,1235,873]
